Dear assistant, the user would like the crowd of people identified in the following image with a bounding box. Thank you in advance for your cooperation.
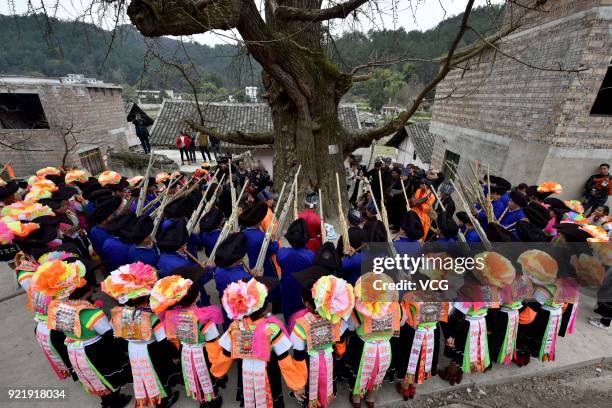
[0,155,610,408]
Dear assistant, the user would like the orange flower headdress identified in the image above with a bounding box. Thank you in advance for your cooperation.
[473,252,516,288]
[517,249,558,285]
[31,259,87,299]
[98,171,122,186]
[150,275,192,314]
[354,272,398,319]
[102,262,158,304]
[537,182,562,194]
[65,169,90,185]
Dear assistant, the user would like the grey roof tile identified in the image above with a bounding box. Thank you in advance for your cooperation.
[385,121,435,164]
[150,101,361,147]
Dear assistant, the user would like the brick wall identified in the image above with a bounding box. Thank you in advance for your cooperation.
[0,83,131,177]
[429,1,612,198]
[432,2,611,150]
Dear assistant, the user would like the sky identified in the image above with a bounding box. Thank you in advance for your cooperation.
[0,0,503,45]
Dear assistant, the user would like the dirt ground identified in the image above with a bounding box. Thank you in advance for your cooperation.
[399,361,612,408]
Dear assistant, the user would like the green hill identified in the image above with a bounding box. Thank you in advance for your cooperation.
[0,5,502,104]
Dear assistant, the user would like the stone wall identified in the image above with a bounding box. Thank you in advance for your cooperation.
[429,0,612,199]
[0,82,132,177]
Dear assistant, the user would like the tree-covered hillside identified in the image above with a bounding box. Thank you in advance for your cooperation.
[0,5,503,109]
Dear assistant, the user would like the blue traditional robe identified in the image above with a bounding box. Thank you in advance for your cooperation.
[460,226,481,243]
[128,245,160,266]
[101,236,132,270]
[477,199,506,225]
[130,192,158,215]
[276,247,315,321]
[88,226,112,259]
[160,218,199,259]
[156,252,211,306]
[243,227,280,301]
[500,208,525,229]
[341,252,363,286]
[199,229,221,257]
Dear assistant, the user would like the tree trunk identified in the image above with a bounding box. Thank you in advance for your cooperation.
[262,60,349,226]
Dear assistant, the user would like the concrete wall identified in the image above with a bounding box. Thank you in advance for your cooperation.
[397,137,429,169]
[0,82,132,177]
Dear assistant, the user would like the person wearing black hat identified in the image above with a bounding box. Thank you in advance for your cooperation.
[393,210,424,263]
[276,219,315,321]
[436,211,459,243]
[128,177,158,215]
[314,241,342,274]
[476,185,507,226]
[499,191,527,230]
[240,201,281,308]
[455,212,481,243]
[339,224,369,286]
[157,219,212,307]
[385,167,408,230]
[101,212,137,270]
[487,175,511,206]
[156,219,195,277]
[160,196,199,260]
[87,196,122,259]
[213,232,252,328]
[125,214,160,266]
[198,208,225,257]
[0,177,20,206]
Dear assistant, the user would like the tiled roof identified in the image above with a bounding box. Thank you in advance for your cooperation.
[150,101,361,147]
[386,121,435,164]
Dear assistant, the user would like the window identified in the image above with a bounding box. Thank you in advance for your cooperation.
[79,148,105,175]
[0,93,49,129]
[590,60,612,116]
[442,150,461,181]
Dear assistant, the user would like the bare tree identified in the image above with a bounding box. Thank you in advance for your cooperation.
[23,0,569,211]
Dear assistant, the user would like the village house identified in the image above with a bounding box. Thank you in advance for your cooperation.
[428,0,612,199]
[385,121,435,170]
[0,75,136,177]
[149,100,362,176]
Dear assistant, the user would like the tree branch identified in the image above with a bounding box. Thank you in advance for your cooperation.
[186,119,274,146]
[276,0,369,22]
[345,0,477,153]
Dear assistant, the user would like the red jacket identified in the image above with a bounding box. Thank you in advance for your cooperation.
[298,208,322,253]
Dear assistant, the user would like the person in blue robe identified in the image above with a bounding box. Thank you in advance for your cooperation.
[435,211,459,249]
[393,210,424,266]
[156,218,210,306]
[99,212,136,270]
[276,219,315,321]
[212,232,252,328]
[122,214,160,266]
[500,191,528,230]
[198,207,224,257]
[239,201,280,285]
[339,211,369,285]
[85,196,122,261]
[456,212,482,243]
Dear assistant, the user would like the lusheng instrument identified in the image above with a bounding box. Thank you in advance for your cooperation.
[186,170,221,234]
[136,151,156,216]
[336,172,354,255]
[378,170,390,232]
[207,180,249,265]
[319,189,326,243]
[274,165,301,241]
[253,182,287,276]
